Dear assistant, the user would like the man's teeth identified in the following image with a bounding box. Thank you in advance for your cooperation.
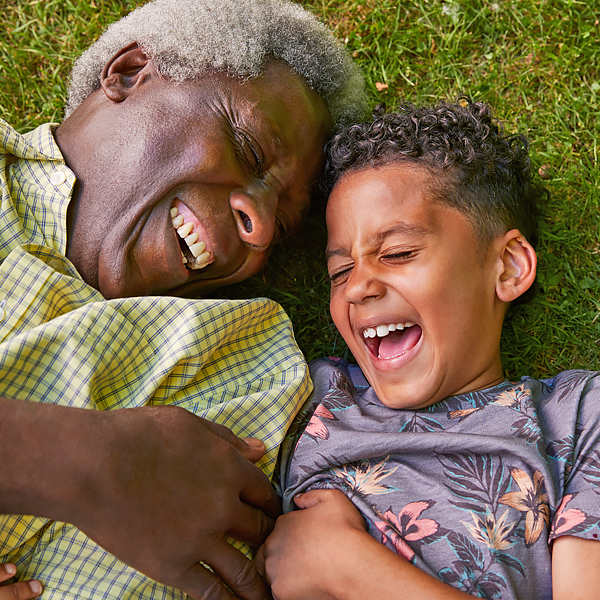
[362,322,415,339]
[189,240,205,257]
[177,222,194,238]
[171,206,212,270]
[185,232,199,246]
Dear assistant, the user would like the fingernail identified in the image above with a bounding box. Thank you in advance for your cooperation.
[29,580,42,595]
[3,563,16,576]
[243,437,264,449]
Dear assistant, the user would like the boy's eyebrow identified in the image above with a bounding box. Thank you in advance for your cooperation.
[326,222,431,261]
[373,222,432,244]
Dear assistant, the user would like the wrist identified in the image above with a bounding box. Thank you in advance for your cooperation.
[324,527,381,600]
[0,397,109,522]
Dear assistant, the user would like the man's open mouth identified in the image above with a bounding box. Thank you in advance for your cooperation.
[362,322,422,360]
[170,202,214,270]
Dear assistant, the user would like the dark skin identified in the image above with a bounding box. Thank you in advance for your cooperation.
[57,44,332,299]
[0,399,278,600]
[1,46,332,600]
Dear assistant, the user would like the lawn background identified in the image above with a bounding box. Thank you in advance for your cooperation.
[1,0,598,378]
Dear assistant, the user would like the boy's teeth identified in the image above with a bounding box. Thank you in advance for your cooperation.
[376,325,389,337]
[363,323,413,339]
[172,215,184,228]
[170,207,179,218]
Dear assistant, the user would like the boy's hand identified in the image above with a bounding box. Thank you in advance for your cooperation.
[255,489,367,600]
[0,564,42,600]
[256,489,473,600]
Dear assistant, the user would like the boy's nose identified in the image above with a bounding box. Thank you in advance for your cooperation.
[344,262,386,304]
[230,187,278,251]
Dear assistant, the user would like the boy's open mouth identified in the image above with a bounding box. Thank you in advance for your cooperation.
[362,323,422,360]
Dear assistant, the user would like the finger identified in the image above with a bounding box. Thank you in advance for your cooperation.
[200,419,265,463]
[168,562,238,600]
[239,475,282,523]
[0,564,16,584]
[207,541,271,600]
[294,488,343,509]
[239,438,267,463]
[0,580,43,600]
[226,501,275,547]
[254,545,266,579]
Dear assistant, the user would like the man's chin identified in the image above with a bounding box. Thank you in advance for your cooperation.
[96,247,269,299]
[168,250,270,298]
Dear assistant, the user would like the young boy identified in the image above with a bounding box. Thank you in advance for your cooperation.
[257,100,600,599]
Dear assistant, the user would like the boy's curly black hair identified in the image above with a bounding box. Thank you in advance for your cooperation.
[324,98,547,251]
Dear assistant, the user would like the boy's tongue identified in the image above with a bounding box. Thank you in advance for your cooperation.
[378,325,422,360]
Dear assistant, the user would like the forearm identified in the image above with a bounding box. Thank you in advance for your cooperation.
[0,395,107,521]
[552,535,600,599]
[329,528,472,600]
[0,396,279,600]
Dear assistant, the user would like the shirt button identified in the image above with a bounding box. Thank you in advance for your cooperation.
[50,170,67,185]
[0,306,4,321]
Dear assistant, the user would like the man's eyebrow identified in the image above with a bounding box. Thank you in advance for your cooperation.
[326,221,431,261]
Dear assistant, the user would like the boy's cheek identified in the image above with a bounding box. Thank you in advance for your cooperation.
[330,301,355,348]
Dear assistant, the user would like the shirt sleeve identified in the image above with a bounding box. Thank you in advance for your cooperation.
[550,373,600,542]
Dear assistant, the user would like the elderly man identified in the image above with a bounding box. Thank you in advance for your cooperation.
[0,1,365,599]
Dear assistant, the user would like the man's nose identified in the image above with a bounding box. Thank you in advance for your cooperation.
[229,187,278,251]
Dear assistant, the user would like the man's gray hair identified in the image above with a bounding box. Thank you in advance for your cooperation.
[65,0,367,126]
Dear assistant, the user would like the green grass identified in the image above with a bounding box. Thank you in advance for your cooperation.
[1,0,599,378]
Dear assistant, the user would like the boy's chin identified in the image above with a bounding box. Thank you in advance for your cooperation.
[365,372,441,411]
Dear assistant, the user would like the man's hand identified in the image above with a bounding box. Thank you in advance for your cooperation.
[0,399,280,600]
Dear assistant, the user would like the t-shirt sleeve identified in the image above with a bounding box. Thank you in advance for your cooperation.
[550,373,600,542]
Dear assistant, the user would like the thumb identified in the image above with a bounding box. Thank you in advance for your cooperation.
[164,563,234,600]
[239,437,267,463]
[293,488,335,510]
[254,545,266,579]
[199,417,266,463]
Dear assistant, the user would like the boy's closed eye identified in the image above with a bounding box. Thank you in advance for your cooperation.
[327,247,419,285]
[380,247,418,263]
[328,264,353,284]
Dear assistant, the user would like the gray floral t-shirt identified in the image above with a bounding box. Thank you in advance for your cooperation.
[278,358,600,600]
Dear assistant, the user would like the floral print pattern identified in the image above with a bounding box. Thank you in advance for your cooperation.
[280,360,600,600]
[499,468,550,546]
[375,501,441,562]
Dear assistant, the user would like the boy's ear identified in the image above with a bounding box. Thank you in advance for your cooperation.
[495,229,537,303]
[101,43,150,103]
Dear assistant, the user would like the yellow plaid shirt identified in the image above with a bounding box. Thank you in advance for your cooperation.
[0,118,311,599]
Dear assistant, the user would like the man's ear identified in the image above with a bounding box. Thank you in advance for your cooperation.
[101,43,150,103]
[495,229,537,302]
